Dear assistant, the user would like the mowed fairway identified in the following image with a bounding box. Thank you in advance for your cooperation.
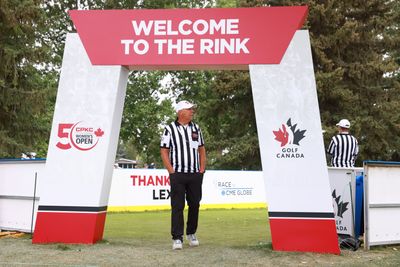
[1,209,400,266]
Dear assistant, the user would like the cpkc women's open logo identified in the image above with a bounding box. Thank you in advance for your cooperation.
[55,121,104,151]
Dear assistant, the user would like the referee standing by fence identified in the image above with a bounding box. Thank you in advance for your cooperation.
[327,119,359,167]
[160,100,206,250]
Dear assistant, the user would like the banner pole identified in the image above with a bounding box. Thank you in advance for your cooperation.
[30,172,38,236]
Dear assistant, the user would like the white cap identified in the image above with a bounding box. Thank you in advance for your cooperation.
[336,119,351,129]
[175,100,196,113]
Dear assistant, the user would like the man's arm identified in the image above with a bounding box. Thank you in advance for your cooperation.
[327,138,335,155]
[198,146,206,173]
[353,137,359,164]
[354,137,359,156]
[160,148,174,174]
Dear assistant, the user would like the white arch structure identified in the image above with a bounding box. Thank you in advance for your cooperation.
[32,6,340,254]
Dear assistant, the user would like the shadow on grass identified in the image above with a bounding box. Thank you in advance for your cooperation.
[56,244,72,251]
[232,241,274,253]
[250,241,273,250]
[96,239,110,245]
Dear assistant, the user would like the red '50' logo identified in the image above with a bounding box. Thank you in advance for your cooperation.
[55,122,105,151]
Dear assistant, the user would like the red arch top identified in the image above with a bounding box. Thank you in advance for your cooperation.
[69,6,308,70]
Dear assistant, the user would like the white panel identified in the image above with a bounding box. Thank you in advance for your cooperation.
[369,208,400,245]
[0,161,43,232]
[328,167,355,236]
[0,199,39,232]
[0,161,44,196]
[368,167,400,204]
[37,33,129,208]
[250,30,333,214]
[364,163,400,248]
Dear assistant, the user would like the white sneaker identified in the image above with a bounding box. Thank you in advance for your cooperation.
[172,239,183,250]
[186,234,199,247]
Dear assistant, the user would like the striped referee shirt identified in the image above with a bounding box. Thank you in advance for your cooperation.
[327,133,359,167]
[160,120,205,173]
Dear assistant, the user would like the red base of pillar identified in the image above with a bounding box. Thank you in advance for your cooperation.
[32,212,107,244]
[270,218,340,254]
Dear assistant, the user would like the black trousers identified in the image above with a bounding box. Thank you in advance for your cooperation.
[170,172,203,241]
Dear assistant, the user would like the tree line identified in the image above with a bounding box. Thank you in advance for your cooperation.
[1,0,399,169]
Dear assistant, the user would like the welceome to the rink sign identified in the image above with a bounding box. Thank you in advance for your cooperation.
[69,7,307,68]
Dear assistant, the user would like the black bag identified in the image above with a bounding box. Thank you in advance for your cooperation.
[339,235,361,251]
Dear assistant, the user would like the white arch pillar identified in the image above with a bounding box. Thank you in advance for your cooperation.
[33,34,129,243]
[250,31,338,253]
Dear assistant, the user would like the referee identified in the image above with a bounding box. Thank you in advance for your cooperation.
[327,119,359,167]
[160,100,206,250]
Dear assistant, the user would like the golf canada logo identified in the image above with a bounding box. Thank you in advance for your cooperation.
[332,189,350,232]
[272,118,306,159]
[332,189,349,218]
[55,121,104,151]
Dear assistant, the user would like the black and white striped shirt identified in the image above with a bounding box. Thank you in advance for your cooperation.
[327,133,359,167]
[160,120,205,173]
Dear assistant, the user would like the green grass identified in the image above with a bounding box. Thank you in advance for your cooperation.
[104,208,271,247]
[3,209,400,266]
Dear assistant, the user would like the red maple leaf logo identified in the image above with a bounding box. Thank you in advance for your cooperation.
[94,128,104,137]
[273,124,289,147]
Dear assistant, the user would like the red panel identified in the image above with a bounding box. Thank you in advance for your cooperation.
[32,212,107,244]
[269,218,340,254]
[69,7,308,68]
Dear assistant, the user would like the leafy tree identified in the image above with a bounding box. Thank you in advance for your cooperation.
[302,0,400,164]
[0,0,53,158]
[165,68,260,170]
[242,0,400,165]
[198,70,260,170]
[120,71,175,167]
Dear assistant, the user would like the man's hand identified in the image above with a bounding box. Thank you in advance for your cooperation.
[160,148,174,174]
[199,146,206,174]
